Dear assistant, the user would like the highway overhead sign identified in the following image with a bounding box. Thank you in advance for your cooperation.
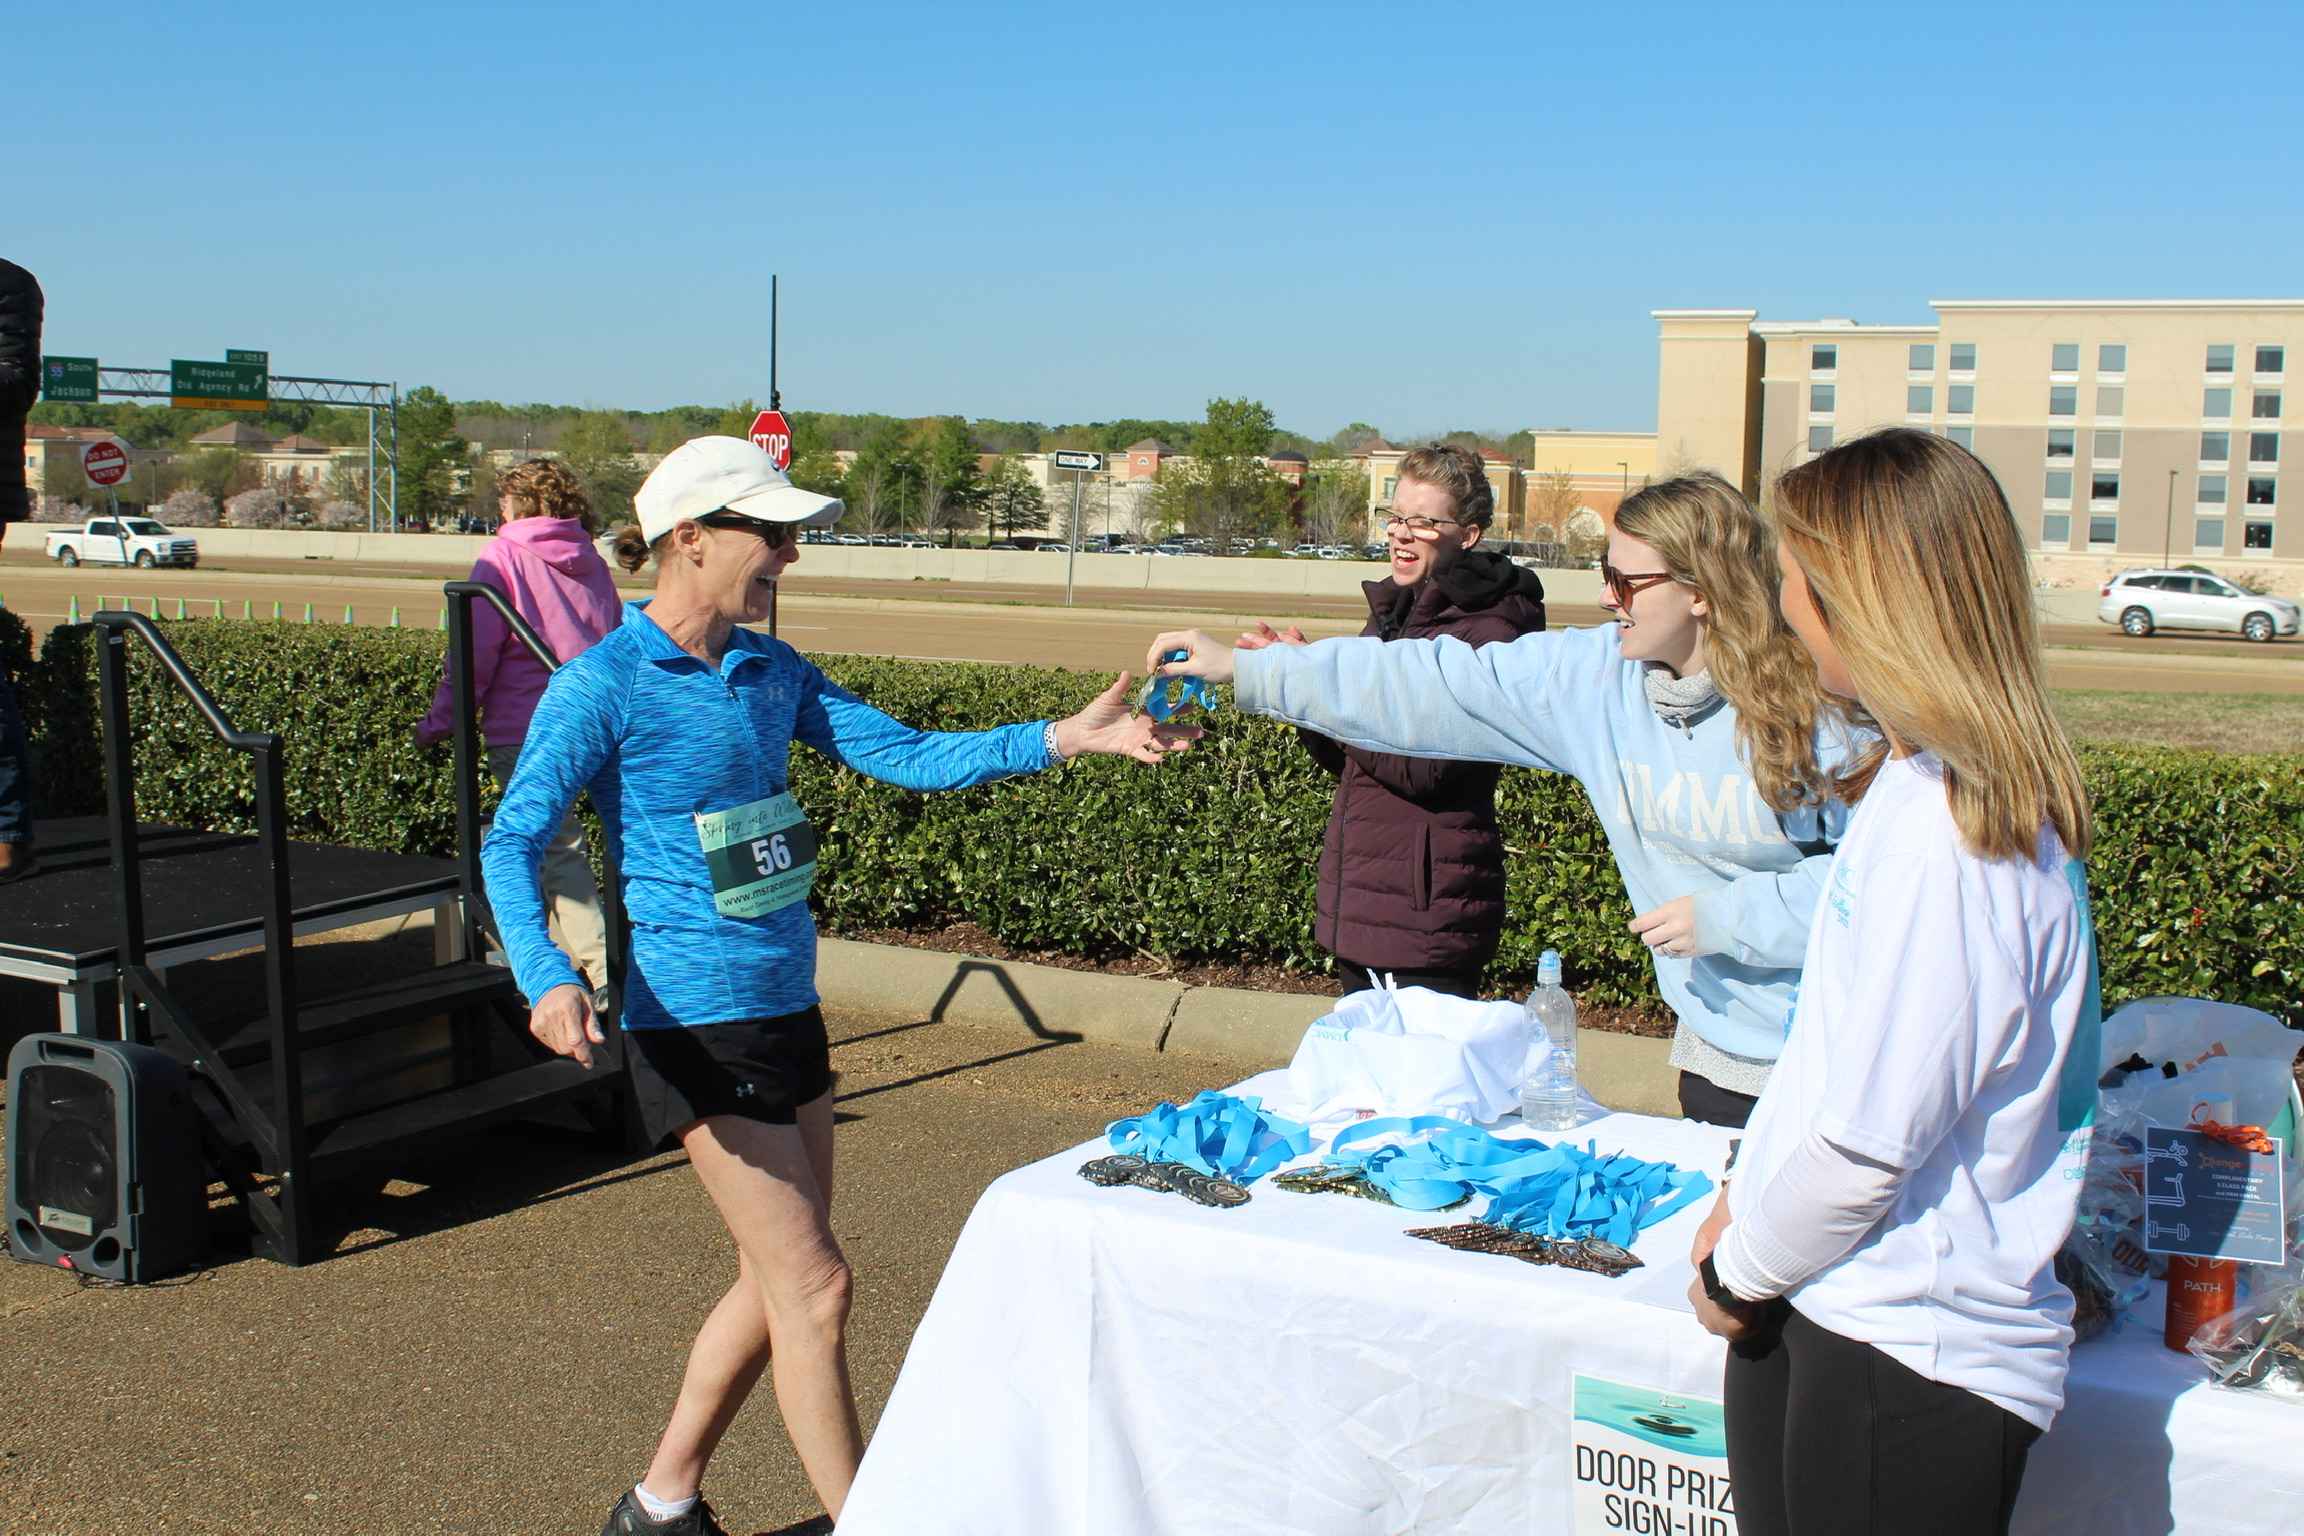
[1051,450,1105,472]
[748,409,794,471]
[171,358,268,411]
[82,438,131,487]
[41,356,99,403]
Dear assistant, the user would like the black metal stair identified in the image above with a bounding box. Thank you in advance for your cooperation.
[207,960,521,1069]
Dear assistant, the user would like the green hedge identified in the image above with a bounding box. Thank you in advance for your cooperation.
[17,616,2303,1023]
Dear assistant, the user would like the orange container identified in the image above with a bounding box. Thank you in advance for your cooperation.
[2164,1256,2240,1352]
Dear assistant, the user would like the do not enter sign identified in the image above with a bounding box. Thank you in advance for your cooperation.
[82,439,131,487]
[748,410,793,471]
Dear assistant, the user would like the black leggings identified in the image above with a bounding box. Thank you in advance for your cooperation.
[1724,1304,2040,1536]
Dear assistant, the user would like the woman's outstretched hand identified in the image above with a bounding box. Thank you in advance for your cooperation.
[1054,672,1204,765]
[1236,620,1307,650]
[1144,629,1235,686]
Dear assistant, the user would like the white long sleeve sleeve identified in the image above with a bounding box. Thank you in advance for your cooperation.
[1710,1130,1903,1302]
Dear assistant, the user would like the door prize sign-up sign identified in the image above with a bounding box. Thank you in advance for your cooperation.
[1572,1375,1736,1536]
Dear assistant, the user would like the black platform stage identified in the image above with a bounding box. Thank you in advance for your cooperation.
[0,816,463,1032]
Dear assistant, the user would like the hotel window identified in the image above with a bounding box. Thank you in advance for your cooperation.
[1908,342,1935,371]
[2089,514,2118,545]
[2253,390,2281,419]
[2258,344,2286,375]
[2205,388,2233,418]
[1807,425,1833,453]
[2251,432,2280,465]
[2042,513,2071,545]
[1947,426,1974,450]
[1945,383,1974,414]
[2049,385,2077,416]
[1907,385,1933,414]
[2202,430,2231,461]
[1810,383,1835,414]
[2047,429,2076,461]
[2098,343,2127,373]
[2195,517,2225,549]
[2199,474,2227,504]
[2090,471,2120,504]
[2246,476,2277,506]
[1949,342,1976,372]
[2044,470,2073,503]
[2093,430,2122,461]
[1811,343,1837,371]
[2096,386,2124,418]
[2244,520,2274,551]
[1381,477,1397,498]
[2051,342,2079,373]
[2207,343,2235,374]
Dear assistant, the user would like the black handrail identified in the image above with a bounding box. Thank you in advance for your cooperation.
[96,608,307,1252]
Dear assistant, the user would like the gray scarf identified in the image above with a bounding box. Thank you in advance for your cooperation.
[1643,663,1724,735]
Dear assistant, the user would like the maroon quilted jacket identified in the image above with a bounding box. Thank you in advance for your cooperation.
[1304,549,1548,972]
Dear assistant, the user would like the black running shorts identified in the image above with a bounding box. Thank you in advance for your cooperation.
[625,1005,833,1150]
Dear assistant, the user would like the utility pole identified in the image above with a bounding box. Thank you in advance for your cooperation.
[770,274,780,413]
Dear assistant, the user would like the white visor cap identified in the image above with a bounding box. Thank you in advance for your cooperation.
[633,435,844,544]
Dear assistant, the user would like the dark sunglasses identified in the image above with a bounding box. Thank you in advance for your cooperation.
[697,511,797,549]
[1600,562,1678,608]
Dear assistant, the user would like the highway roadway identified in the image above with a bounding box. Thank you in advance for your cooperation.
[4,550,2298,696]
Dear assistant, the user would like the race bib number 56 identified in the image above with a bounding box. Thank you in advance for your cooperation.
[695,792,819,919]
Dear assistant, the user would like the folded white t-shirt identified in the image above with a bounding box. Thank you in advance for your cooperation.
[1728,751,2098,1431]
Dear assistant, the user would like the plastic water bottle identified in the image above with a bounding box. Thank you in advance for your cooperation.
[1520,949,1582,1131]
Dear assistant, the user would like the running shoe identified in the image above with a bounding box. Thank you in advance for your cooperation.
[598,1489,728,1536]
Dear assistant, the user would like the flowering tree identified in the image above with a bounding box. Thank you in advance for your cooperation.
[224,487,291,529]
[316,500,364,530]
[161,489,219,528]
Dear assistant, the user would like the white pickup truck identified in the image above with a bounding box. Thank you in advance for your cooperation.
[45,516,200,569]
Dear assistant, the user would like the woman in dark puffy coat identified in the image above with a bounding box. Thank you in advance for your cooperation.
[1244,443,1546,997]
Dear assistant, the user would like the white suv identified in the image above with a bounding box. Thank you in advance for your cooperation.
[2097,568,2300,643]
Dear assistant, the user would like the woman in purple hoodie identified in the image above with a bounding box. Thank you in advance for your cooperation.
[416,458,623,1000]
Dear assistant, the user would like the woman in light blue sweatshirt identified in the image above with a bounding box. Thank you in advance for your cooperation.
[1154,472,1857,1128]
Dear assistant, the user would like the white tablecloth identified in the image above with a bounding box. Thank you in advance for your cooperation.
[842,1079,2303,1535]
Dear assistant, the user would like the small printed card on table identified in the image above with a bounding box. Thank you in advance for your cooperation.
[2142,1127,2286,1265]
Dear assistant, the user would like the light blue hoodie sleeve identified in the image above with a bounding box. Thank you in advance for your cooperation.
[1233,627,1619,776]
[792,658,1055,789]
[480,659,624,1005]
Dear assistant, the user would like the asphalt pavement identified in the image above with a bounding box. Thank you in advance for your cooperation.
[0,920,1233,1535]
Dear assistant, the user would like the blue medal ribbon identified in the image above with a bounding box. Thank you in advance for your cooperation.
[1142,648,1220,722]
[1107,1091,1312,1183]
[1319,1117,1713,1243]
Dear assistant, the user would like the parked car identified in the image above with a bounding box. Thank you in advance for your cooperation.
[46,516,199,569]
[2098,568,2299,642]
[834,533,868,546]
[1038,542,1072,553]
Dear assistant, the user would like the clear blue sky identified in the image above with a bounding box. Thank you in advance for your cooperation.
[13,1,2300,438]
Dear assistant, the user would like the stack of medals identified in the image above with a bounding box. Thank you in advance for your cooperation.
[1402,1221,1644,1278]
[1080,1154,1252,1210]
[1273,1162,1470,1211]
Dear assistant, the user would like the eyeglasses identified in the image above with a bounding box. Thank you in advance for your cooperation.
[698,511,796,549]
[1383,514,1464,534]
[1601,562,1679,608]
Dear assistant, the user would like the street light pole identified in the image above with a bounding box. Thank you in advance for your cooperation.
[2163,468,2177,566]
[1617,461,1630,499]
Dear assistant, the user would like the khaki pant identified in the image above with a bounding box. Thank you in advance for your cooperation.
[487,742,611,990]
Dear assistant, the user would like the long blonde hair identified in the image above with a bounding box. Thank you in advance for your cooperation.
[1614,472,1834,812]
[1771,428,2091,860]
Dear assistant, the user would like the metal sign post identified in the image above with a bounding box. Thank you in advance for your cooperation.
[1052,451,1105,608]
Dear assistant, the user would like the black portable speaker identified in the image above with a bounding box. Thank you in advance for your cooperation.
[5,1034,206,1282]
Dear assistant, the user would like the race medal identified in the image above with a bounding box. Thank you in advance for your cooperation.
[695,792,819,919]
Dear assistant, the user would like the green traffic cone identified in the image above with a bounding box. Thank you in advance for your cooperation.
[68,594,80,623]
[437,607,447,631]
[343,603,355,624]
[148,596,160,618]
[213,599,224,618]
[390,606,401,628]
[174,598,187,619]
[303,603,314,623]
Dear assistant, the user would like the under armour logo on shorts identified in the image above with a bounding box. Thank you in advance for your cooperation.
[735,1083,756,1098]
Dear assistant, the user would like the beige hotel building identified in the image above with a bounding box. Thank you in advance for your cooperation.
[1655,301,2302,583]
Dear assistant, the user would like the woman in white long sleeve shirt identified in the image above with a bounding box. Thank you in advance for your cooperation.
[1687,429,2100,1536]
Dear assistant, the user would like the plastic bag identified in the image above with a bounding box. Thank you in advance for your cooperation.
[2058,1087,2158,1342]
[2186,1258,2304,1406]
[1280,986,1535,1130]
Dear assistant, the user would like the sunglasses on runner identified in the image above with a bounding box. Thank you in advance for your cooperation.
[697,511,798,550]
[1600,562,1678,609]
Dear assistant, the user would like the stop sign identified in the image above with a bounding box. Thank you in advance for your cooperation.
[747,410,793,471]
[82,439,131,487]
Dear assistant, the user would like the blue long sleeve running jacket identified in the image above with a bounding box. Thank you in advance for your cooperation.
[481,601,1055,1029]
